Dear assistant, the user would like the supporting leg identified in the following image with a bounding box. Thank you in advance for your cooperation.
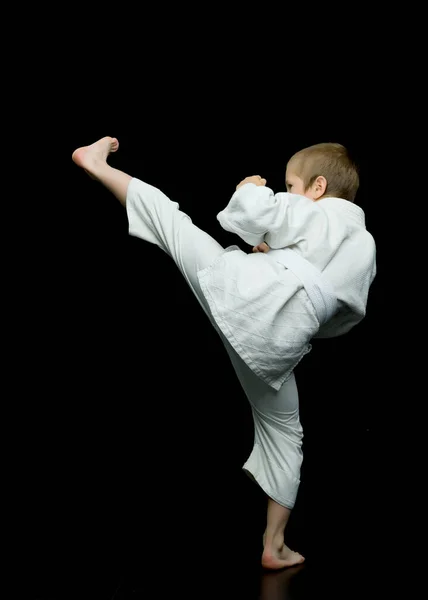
[261,498,305,569]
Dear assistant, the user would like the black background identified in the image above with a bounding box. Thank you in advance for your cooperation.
[15,47,402,598]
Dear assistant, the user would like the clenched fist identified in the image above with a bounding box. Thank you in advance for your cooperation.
[236,175,267,190]
[252,242,270,253]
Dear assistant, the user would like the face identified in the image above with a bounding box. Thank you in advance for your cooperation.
[285,169,312,198]
[285,164,326,201]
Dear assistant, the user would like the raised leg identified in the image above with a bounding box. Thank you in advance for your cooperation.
[72,136,131,206]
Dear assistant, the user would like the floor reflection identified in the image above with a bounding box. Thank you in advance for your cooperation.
[259,564,306,600]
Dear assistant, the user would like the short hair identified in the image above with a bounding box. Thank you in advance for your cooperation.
[288,143,360,202]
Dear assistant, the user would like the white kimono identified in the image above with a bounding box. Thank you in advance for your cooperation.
[197,183,377,390]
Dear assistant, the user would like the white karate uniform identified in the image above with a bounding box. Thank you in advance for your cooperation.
[205,183,377,389]
[125,178,376,509]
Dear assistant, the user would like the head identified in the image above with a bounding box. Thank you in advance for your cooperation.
[285,143,359,202]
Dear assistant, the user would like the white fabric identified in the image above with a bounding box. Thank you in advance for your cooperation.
[125,178,303,508]
[201,183,377,389]
[268,248,338,325]
[197,250,318,391]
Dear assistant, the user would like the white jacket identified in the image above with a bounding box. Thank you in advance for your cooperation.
[197,183,376,390]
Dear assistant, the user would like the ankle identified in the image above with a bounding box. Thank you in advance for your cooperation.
[263,531,284,550]
[85,157,108,180]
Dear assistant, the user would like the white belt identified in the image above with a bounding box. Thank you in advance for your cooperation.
[268,248,338,326]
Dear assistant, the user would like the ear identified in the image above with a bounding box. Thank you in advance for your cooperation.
[311,175,327,200]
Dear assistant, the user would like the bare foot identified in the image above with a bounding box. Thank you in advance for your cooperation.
[262,541,305,570]
[72,136,119,179]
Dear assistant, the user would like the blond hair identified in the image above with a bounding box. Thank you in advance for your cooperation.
[288,143,360,202]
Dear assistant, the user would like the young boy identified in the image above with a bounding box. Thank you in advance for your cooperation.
[72,138,376,570]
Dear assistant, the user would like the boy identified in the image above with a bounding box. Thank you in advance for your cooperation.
[72,138,376,569]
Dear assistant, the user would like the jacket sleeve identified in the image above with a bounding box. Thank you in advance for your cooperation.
[216,183,292,247]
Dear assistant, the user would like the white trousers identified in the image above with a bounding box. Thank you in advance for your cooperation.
[126,178,303,509]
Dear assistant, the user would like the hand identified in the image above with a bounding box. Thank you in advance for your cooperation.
[252,242,270,253]
[236,175,267,190]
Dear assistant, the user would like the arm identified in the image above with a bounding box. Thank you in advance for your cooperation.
[237,177,270,252]
[217,178,290,247]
